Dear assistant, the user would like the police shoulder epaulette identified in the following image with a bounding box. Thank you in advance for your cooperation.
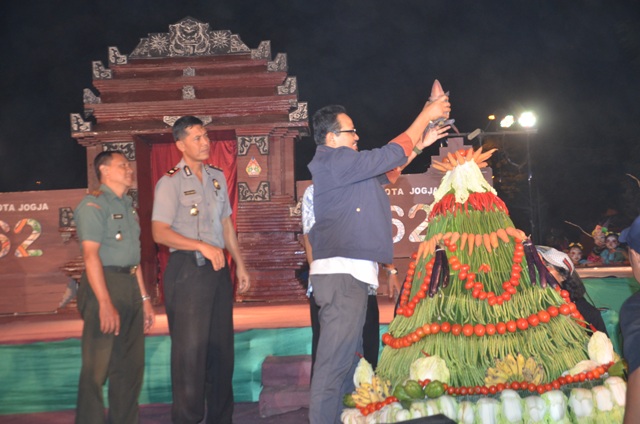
[166,167,180,177]
[206,164,223,172]
[91,190,103,197]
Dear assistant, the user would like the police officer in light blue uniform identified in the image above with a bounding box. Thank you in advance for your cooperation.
[154,159,231,252]
[75,150,155,424]
[152,116,250,424]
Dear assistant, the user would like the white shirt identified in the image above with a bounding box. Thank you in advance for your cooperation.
[302,184,379,289]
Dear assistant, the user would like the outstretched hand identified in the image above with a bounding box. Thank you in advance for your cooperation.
[418,125,450,150]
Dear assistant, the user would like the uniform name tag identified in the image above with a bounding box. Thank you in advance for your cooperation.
[112,214,123,219]
[184,190,196,195]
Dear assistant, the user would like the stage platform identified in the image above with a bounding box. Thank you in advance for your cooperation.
[0,297,397,422]
[2,276,636,422]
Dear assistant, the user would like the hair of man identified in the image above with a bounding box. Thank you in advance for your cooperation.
[94,150,124,182]
[312,105,347,145]
[172,115,204,142]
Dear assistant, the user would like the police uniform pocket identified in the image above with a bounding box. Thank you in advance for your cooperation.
[179,193,203,220]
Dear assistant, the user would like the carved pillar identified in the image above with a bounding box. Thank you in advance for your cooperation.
[236,135,271,202]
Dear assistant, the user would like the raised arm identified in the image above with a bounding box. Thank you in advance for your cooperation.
[403,95,451,145]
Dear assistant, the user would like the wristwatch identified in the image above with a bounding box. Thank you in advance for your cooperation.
[386,267,398,275]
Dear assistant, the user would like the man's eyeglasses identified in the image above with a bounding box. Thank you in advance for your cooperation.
[335,129,357,134]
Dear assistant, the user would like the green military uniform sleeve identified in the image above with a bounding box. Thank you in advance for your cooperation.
[75,196,107,244]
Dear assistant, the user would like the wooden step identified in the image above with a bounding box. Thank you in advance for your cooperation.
[259,355,311,417]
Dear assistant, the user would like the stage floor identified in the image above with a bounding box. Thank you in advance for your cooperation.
[0,297,398,423]
[0,296,398,345]
[0,402,310,424]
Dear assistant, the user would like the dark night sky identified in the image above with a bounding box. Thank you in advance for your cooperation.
[1,0,639,240]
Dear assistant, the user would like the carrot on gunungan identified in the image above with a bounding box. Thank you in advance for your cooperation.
[429,237,437,257]
[450,232,460,245]
[460,233,468,251]
[505,227,518,238]
[483,233,492,253]
[467,234,475,255]
[490,232,499,248]
[496,228,509,243]
[417,240,426,261]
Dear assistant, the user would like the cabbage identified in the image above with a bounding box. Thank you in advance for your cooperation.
[591,385,623,423]
[377,402,403,423]
[458,401,476,424]
[432,160,497,205]
[475,397,501,424]
[424,399,439,416]
[567,359,599,376]
[500,389,523,423]
[408,355,450,384]
[340,407,365,424]
[588,331,615,365]
[604,376,627,407]
[364,409,384,424]
[394,409,412,421]
[353,357,375,387]
[522,395,546,423]
[437,395,459,420]
[409,400,429,417]
[591,386,613,412]
[568,388,595,424]
[412,397,457,420]
[541,390,572,423]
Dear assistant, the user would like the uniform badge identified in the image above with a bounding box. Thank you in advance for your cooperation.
[166,167,180,177]
[184,190,196,196]
[183,166,192,176]
[112,214,123,219]
[213,179,221,190]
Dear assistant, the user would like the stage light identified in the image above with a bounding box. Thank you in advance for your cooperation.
[500,115,515,128]
[488,114,496,121]
[518,111,537,128]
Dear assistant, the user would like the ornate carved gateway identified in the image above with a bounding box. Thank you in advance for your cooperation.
[71,17,309,302]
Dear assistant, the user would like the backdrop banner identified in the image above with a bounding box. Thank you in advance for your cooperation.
[0,189,86,314]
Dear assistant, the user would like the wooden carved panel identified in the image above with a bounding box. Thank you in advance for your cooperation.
[129,17,251,58]
[237,136,269,156]
[238,182,270,202]
[102,142,136,161]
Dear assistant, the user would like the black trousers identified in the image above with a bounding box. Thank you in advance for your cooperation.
[310,291,380,374]
[163,251,234,424]
[76,270,144,424]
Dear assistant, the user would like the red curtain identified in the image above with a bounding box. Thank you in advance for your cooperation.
[150,130,237,298]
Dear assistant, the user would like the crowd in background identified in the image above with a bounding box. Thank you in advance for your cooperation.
[545,215,632,268]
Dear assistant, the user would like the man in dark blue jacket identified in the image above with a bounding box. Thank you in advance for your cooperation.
[620,215,640,424]
[307,96,450,423]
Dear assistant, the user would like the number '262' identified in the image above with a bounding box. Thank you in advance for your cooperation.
[0,219,43,258]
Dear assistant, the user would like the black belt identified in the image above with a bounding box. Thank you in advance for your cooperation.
[103,265,138,275]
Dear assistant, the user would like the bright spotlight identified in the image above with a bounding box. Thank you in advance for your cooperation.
[488,114,496,121]
[518,111,537,128]
[500,115,515,128]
